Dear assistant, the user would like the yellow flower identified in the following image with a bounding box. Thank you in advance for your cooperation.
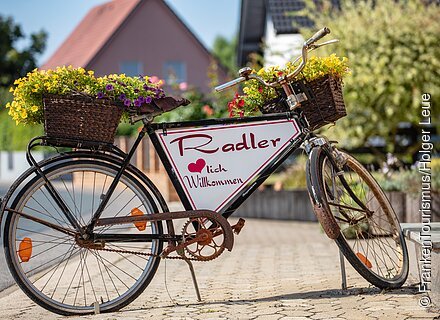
[31,105,39,112]
[9,87,14,92]
[20,110,27,119]
[88,70,94,76]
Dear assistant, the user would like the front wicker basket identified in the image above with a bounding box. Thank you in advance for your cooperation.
[43,94,124,146]
[260,75,347,131]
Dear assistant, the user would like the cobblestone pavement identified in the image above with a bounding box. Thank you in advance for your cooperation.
[0,218,437,320]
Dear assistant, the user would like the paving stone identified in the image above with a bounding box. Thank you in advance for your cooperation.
[0,219,438,320]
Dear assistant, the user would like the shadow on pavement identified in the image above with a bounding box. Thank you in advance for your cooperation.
[123,285,421,313]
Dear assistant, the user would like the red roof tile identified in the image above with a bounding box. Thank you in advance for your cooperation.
[41,0,141,70]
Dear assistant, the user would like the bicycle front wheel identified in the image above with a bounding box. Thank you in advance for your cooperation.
[309,147,408,288]
[4,159,164,315]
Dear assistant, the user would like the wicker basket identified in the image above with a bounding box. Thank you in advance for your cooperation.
[43,94,124,146]
[259,75,347,131]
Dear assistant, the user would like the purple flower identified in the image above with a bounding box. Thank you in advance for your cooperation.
[143,84,151,91]
[134,88,139,93]
[134,100,141,107]
[119,93,126,100]
[97,92,104,99]
[124,98,131,106]
[105,84,114,91]
[145,96,152,104]
[138,96,145,103]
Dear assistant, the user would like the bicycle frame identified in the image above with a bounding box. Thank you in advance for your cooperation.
[87,110,310,232]
[147,112,308,220]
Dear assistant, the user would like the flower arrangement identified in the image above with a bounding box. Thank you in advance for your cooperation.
[6,66,166,125]
[228,54,350,117]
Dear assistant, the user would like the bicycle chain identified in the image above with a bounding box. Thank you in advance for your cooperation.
[94,246,200,261]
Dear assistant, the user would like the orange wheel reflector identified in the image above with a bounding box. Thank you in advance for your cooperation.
[18,237,32,263]
[131,208,147,231]
[356,252,372,269]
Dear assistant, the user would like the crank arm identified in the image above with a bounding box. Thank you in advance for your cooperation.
[4,207,78,237]
[160,233,210,258]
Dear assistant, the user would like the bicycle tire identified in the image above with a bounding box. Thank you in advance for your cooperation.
[4,159,165,315]
[309,146,409,289]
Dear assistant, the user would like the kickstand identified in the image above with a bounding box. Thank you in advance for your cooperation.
[183,257,202,302]
[339,249,347,290]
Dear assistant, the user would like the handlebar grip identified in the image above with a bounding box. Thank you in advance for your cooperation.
[215,77,246,92]
[305,27,331,46]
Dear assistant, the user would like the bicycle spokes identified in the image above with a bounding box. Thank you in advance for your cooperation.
[323,157,404,280]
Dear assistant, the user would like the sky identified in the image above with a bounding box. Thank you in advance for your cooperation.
[0,0,241,66]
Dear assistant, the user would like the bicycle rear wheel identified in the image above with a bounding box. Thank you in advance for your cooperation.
[309,147,408,288]
[4,159,164,315]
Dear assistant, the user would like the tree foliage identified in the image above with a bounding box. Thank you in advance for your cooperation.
[0,15,47,89]
[0,15,47,150]
[306,0,440,151]
[212,35,238,75]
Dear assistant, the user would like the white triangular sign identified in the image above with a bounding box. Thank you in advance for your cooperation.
[156,119,301,212]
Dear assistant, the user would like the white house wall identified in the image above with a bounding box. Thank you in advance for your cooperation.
[264,14,304,67]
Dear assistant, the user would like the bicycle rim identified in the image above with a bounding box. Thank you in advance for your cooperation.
[4,160,164,315]
[313,149,408,287]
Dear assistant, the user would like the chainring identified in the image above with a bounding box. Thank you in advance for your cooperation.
[181,217,225,261]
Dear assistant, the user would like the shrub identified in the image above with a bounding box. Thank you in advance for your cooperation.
[307,0,440,150]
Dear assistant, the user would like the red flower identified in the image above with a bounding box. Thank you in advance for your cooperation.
[238,99,245,107]
[202,104,214,116]
[239,111,244,117]
[277,71,284,77]
[258,87,263,93]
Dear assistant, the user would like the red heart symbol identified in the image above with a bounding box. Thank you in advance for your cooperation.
[188,159,206,173]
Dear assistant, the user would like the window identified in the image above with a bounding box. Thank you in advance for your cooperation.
[163,61,186,84]
[119,61,143,76]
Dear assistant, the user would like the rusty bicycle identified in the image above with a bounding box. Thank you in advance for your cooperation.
[0,27,408,315]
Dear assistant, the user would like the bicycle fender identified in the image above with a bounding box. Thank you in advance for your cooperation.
[306,146,340,240]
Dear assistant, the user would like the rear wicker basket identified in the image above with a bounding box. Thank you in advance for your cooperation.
[260,75,347,131]
[43,94,124,146]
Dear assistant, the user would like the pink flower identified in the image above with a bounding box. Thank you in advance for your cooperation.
[179,82,188,91]
[150,76,159,83]
[202,104,213,116]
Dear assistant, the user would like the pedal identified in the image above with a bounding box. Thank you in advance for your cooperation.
[232,218,245,235]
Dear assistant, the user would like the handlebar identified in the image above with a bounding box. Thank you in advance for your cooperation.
[305,27,330,46]
[215,27,335,93]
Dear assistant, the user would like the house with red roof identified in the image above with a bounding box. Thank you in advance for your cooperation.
[39,0,228,200]
[42,0,226,93]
